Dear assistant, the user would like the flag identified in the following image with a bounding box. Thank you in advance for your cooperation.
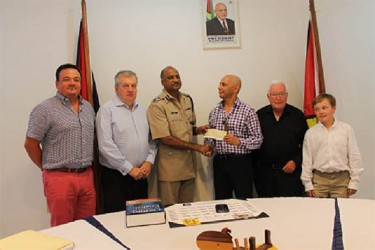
[206,0,215,21]
[76,1,100,113]
[303,21,318,128]
[76,0,102,214]
[304,0,326,128]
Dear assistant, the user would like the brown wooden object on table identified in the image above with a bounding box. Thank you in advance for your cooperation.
[196,227,233,250]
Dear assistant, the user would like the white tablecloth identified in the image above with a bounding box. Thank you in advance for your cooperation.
[41,197,375,250]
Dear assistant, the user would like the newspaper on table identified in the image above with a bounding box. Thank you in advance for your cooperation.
[165,199,268,227]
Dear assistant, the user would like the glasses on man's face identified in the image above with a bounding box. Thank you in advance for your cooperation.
[268,92,288,98]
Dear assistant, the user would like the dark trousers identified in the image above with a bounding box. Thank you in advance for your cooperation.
[213,154,253,200]
[253,163,304,198]
[101,166,148,213]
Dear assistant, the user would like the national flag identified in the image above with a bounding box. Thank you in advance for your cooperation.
[206,0,215,21]
[303,21,319,128]
[76,0,102,214]
[76,0,100,113]
[304,0,326,128]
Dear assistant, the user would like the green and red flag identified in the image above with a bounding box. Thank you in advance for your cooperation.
[206,0,215,21]
[76,0,99,113]
[304,0,326,128]
[303,21,318,128]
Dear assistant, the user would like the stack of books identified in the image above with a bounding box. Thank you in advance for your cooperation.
[125,198,166,227]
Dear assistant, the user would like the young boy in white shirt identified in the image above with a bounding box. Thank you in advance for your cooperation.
[301,93,363,198]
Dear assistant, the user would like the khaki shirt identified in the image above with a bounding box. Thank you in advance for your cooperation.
[147,89,197,181]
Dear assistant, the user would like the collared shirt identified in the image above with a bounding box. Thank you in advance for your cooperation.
[26,92,95,169]
[147,89,196,181]
[255,104,308,166]
[96,95,157,175]
[301,119,363,191]
[205,98,263,154]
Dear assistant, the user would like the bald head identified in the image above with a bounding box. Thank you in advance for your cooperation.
[218,74,242,101]
[225,74,241,90]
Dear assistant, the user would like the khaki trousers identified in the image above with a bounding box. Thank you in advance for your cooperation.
[312,170,350,198]
[159,178,195,206]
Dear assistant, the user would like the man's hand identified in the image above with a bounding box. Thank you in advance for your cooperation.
[197,144,212,155]
[202,144,213,157]
[196,125,210,135]
[282,160,296,173]
[128,167,143,180]
[223,133,240,146]
[139,161,152,179]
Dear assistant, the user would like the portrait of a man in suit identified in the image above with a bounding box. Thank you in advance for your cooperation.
[206,2,236,36]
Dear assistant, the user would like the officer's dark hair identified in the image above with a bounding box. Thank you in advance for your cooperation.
[160,66,177,80]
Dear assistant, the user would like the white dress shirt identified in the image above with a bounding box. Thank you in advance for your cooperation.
[301,119,363,191]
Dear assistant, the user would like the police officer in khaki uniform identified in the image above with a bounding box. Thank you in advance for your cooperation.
[147,66,211,206]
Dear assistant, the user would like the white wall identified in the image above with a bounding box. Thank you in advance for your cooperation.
[1,0,374,238]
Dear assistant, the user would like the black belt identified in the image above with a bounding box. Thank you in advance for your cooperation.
[215,153,251,159]
[270,163,285,170]
[47,167,89,173]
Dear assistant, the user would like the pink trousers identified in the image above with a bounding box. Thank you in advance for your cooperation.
[42,167,96,226]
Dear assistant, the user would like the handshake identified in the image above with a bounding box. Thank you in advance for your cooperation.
[199,144,213,157]
[195,124,213,157]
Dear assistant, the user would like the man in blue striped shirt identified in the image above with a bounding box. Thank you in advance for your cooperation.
[96,70,157,212]
[205,75,263,199]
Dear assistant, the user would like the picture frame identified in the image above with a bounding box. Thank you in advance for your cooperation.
[203,0,240,49]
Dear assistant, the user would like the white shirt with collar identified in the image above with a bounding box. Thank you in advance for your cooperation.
[301,119,363,191]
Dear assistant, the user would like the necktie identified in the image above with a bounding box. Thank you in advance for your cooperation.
[222,21,229,34]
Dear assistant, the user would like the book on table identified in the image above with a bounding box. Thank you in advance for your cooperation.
[125,198,166,227]
[0,230,75,249]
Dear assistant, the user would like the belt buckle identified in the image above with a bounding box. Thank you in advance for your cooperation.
[69,167,84,173]
[221,154,228,159]
[66,168,76,173]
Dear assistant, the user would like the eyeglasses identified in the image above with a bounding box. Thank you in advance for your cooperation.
[268,92,288,98]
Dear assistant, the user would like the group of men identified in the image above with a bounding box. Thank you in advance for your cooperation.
[25,63,363,227]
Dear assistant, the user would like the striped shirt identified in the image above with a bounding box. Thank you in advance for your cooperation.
[205,98,263,154]
[26,92,95,169]
[96,95,157,175]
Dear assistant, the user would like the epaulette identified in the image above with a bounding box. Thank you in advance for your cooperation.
[181,92,191,98]
[182,92,195,112]
[152,94,170,103]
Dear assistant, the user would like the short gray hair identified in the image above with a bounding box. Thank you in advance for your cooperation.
[114,70,137,85]
[268,80,288,94]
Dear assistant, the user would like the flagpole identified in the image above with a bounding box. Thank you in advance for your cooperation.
[308,0,325,94]
[81,0,93,105]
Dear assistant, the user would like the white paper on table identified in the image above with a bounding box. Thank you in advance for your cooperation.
[204,129,227,140]
[165,199,264,226]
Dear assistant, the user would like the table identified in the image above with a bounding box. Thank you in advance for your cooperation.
[41,198,375,250]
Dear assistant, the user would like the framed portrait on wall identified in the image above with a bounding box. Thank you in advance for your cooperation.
[203,0,240,49]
